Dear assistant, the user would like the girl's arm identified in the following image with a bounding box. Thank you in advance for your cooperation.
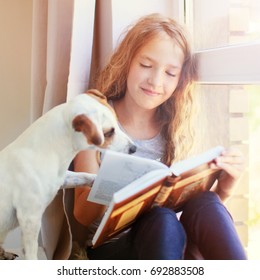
[73,150,106,227]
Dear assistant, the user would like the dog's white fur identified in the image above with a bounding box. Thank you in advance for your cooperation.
[0,91,135,260]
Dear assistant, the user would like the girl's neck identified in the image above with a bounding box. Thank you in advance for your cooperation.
[113,97,160,140]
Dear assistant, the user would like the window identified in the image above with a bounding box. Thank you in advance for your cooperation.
[184,0,260,259]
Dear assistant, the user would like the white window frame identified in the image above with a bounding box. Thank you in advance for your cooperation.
[183,0,260,85]
[196,42,260,85]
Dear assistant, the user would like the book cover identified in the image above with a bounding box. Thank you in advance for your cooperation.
[90,146,224,248]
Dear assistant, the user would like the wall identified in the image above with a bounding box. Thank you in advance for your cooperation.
[0,0,33,150]
[0,0,33,248]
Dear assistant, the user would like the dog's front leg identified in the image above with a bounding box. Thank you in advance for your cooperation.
[61,170,96,189]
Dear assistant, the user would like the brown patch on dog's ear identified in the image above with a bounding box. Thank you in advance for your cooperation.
[85,89,116,117]
[72,114,103,146]
[86,89,106,100]
[85,89,110,107]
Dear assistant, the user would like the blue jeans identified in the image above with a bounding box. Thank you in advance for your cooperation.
[180,191,247,260]
[87,191,247,260]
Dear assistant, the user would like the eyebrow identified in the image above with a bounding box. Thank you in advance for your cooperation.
[139,55,182,69]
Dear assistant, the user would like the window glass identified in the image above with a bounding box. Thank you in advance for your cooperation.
[247,85,260,259]
[192,0,260,49]
[192,83,260,260]
[189,0,260,260]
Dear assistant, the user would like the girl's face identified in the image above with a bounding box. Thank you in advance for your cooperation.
[126,34,184,110]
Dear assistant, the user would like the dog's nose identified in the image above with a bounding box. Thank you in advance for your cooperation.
[129,145,137,154]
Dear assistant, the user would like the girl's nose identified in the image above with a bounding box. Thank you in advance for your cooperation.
[147,70,163,88]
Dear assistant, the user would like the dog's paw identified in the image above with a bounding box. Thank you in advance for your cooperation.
[0,248,18,260]
[85,173,96,187]
[61,171,97,189]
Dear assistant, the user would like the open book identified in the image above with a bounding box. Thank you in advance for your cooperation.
[88,146,224,248]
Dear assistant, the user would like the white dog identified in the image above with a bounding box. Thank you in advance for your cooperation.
[0,89,136,260]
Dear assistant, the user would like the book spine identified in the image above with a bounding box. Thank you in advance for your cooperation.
[153,176,180,206]
[153,185,173,206]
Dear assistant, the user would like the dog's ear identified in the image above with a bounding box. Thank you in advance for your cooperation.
[72,114,103,146]
[86,89,117,118]
[86,89,108,106]
[86,89,106,100]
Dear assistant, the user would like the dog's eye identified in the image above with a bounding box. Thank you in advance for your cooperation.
[104,128,115,138]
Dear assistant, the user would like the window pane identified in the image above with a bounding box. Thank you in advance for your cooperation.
[193,84,260,259]
[192,0,260,49]
[247,85,260,259]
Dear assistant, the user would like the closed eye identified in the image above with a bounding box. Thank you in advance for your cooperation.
[140,63,177,77]
[140,63,152,68]
[166,71,176,77]
[104,128,115,138]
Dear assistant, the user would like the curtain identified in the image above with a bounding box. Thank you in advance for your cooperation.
[31,0,96,122]
[67,0,96,100]
[31,0,96,259]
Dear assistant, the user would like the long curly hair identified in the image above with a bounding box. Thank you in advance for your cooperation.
[94,14,197,166]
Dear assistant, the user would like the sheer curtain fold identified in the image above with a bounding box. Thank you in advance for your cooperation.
[43,0,74,113]
[67,0,96,100]
[30,0,48,122]
[31,0,96,122]
[31,0,73,121]
[31,0,97,259]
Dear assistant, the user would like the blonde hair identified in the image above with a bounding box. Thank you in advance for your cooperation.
[95,13,197,165]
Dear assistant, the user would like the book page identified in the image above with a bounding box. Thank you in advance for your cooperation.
[88,150,168,205]
[113,168,172,203]
[170,146,224,176]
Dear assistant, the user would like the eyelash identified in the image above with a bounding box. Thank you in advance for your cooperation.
[166,72,176,77]
[140,63,176,77]
[140,63,151,68]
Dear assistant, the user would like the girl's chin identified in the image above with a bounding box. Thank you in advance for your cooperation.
[136,100,160,110]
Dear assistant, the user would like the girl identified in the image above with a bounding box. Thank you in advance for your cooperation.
[73,13,247,260]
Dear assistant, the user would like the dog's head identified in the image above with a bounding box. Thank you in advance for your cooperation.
[68,90,136,154]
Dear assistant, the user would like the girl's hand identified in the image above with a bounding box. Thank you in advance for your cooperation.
[210,147,246,201]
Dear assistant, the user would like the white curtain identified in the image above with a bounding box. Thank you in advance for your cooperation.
[31,0,96,259]
[31,0,96,122]
[67,0,96,100]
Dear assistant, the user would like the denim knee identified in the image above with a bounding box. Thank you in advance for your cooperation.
[180,191,247,260]
[139,206,185,232]
[132,206,187,259]
[181,191,224,216]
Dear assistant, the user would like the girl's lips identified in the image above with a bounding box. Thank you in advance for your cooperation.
[141,87,161,96]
